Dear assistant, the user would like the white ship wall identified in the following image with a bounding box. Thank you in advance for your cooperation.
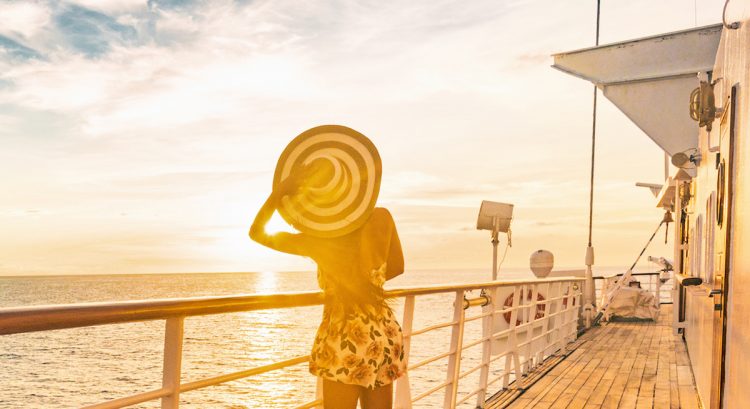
[682,100,720,406]
[682,2,750,407]
[713,2,750,406]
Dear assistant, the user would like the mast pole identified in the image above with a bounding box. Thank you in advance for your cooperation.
[583,0,601,328]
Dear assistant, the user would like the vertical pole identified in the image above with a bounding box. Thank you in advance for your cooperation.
[655,274,662,305]
[673,282,681,335]
[673,179,682,334]
[161,317,184,409]
[503,286,521,389]
[476,288,494,408]
[315,377,324,408]
[537,282,551,363]
[395,296,415,409]
[553,282,564,353]
[583,0,602,330]
[526,284,539,372]
[565,283,575,343]
[491,217,500,280]
[583,249,595,328]
[444,290,466,409]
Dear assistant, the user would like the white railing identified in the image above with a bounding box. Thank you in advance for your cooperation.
[0,277,583,409]
[593,270,672,306]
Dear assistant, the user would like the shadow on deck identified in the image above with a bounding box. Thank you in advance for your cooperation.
[485,305,700,409]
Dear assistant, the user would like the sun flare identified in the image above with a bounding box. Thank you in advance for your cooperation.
[265,211,296,235]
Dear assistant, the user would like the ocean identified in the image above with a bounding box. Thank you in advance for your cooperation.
[0,267,649,408]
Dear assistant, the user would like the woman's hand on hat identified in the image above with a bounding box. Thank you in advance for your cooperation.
[275,163,322,197]
[275,174,303,197]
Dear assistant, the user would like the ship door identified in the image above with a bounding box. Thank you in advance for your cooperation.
[709,85,736,409]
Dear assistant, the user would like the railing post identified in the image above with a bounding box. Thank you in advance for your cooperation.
[443,290,466,409]
[655,274,662,305]
[395,295,415,409]
[566,282,578,342]
[315,377,324,408]
[161,317,184,409]
[503,285,522,389]
[672,281,681,335]
[476,288,495,408]
[553,282,567,354]
[537,282,551,364]
[525,284,539,373]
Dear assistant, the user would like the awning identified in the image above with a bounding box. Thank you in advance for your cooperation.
[552,24,722,156]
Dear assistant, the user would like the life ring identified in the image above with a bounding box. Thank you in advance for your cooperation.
[503,290,546,326]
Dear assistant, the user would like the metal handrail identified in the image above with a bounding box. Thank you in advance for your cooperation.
[592,270,662,280]
[593,269,673,306]
[0,276,582,335]
[0,276,584,409]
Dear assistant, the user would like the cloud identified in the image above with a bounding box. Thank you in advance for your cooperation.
[0,0,710,275]
[0,35,43,60]
[54,4,139,57]
[0,2,51,38]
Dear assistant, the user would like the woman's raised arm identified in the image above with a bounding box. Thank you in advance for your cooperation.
[249,178,314,257]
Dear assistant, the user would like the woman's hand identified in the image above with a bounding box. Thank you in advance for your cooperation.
[274,162,323,198]
[274,173,302,197]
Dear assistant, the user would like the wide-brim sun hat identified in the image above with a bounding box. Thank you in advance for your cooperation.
[273,125,382,238]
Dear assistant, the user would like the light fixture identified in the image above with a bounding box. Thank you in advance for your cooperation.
[476,200,513,280]
[671,149,702,169]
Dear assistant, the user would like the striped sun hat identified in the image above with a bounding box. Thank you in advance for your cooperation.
[273,125,382,238]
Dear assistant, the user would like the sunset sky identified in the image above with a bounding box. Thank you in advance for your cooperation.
[0,0,725,276]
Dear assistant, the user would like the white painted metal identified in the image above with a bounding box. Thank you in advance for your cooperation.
[314,378,323,409]
[443,291,466,409]
[552,25,722,85]
[635,182,664,197]
[161,317,184,409]
[394,295,415,409]
[655,177,678,209]
[476,292,494,406]
[583,246,596,328]
[502,286,522,389]
[602,75,700,156]
[1,277,585,409]
[552,24,722,157]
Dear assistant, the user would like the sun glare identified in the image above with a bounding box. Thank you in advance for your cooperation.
[265,211,296,235]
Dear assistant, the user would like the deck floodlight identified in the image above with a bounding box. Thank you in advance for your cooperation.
[477,201,514,280]
[476,201,513,233]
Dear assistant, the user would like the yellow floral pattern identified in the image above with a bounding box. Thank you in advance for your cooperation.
[309,263,406,388]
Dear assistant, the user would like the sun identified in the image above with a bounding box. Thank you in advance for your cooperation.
[265,211,297,235]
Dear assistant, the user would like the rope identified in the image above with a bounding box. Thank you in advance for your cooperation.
[587,0,601,248]
[593,220,666,325]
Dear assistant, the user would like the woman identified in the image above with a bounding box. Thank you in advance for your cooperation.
[249,167,406,409]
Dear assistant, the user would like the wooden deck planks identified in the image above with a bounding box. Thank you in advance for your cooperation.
[489,305,702,409]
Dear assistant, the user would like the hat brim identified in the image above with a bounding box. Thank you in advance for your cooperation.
[273,125,382,238]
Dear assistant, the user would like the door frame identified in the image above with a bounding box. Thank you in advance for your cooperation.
[709,84,737,409]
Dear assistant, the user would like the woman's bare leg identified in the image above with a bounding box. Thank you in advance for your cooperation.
[323,379,361,409]
[360,383,392,409]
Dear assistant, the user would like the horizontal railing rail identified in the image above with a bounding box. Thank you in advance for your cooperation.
[0,277,580,336]
[593,270,673,306]
[0,276,584,409]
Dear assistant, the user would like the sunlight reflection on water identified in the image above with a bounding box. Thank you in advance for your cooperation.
[0,268,625,408]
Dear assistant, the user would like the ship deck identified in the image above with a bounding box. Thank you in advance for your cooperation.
[485,305,700,409]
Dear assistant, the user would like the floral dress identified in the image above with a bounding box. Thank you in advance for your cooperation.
[309,262,406,388]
